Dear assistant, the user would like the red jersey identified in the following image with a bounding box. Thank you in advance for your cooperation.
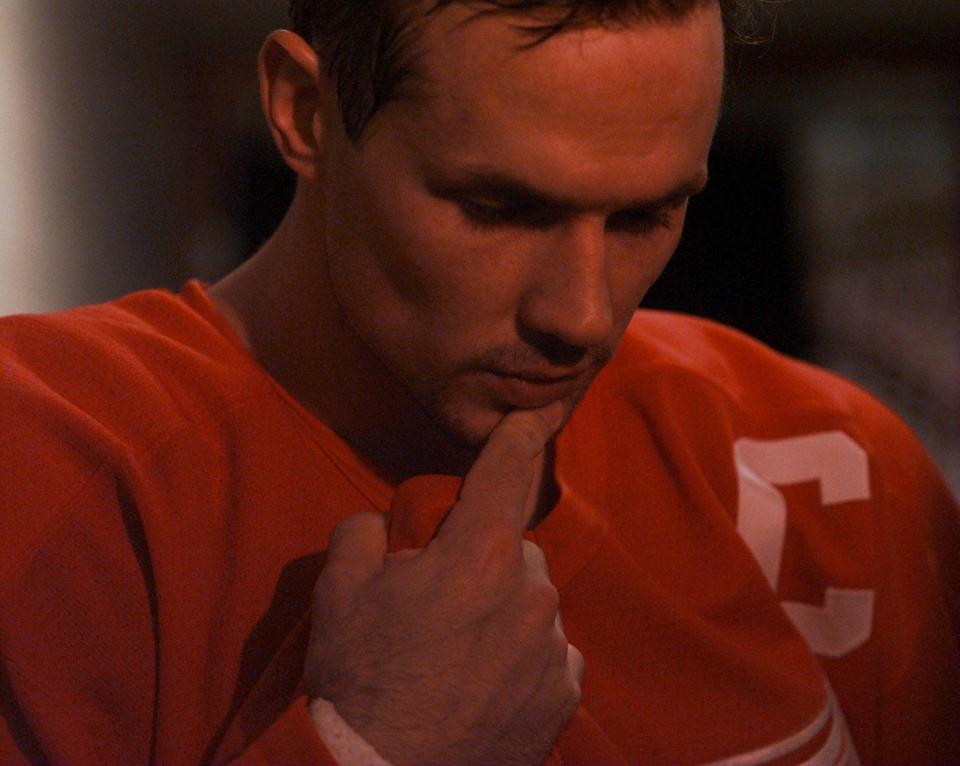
[1,282,957,764]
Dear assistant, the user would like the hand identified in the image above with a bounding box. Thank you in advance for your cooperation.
[304,405,584,766]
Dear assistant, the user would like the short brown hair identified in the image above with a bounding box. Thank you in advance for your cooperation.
[289,0,760,142]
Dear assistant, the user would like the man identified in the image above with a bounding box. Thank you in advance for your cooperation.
[1,0,958,764]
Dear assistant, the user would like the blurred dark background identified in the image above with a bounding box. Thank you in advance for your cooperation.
[1,0,957,490]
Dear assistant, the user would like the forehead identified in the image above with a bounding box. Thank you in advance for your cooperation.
[381,2,725,206]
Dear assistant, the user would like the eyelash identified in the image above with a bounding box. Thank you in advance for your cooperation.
[607,207,676,235]
[459,200,557,230]
[458,199,677,235]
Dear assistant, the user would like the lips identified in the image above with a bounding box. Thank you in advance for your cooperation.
[484,370,586,410]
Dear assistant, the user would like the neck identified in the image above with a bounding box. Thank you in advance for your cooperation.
[208,191,481,485]
[209,193,558,524]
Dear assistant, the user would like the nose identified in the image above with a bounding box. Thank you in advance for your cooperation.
[518,220,615,353]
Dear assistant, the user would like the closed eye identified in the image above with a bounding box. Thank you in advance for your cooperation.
[458,199,564,230]
[460,198,684,235]
[426,165,703,235]
[606,203,681,235]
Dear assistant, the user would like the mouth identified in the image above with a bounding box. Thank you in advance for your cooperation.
[483,369,589,410]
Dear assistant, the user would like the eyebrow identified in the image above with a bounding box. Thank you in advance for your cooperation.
[422,164,709,216]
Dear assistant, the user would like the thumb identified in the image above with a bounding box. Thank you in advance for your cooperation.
[320,512,389,596]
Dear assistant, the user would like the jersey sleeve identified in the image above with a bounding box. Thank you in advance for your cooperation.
[0,475,344,766]
[0,473,158,764]
[615,312,960,763]
[863,402,960,764]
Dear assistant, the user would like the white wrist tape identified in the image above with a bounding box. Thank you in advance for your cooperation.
[308,697,393,766]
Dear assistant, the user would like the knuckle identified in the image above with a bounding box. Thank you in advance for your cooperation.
[521,540,549,573]
[471,525,523,576]
[565,668,583,702]
[438,524,522,605]
[558,642,583,713]
[517,579,560,630]
[567,642,584,673]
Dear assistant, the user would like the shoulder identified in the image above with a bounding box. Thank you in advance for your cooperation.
[586,313,960,752]
[602,310,908,443]
[0,283,271,446]
[0,284,271,578]
[585,310,954,513]
[612,310,868,413]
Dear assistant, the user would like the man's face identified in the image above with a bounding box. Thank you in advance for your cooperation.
[317,3,725,448]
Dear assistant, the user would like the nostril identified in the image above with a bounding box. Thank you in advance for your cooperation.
[517,325,588,367]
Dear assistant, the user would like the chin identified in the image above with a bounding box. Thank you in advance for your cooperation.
[406,370,591,459]
[433,392,582,453]
[431,402,504,451]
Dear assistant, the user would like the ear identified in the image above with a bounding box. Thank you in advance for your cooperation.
[259,30,329,181]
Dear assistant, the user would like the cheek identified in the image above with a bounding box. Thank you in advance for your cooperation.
[326,180,527,354]
[608,227,685,318]
[359,183,527,314]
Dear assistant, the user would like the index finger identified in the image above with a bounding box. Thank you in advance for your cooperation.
[437,401,565,543]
